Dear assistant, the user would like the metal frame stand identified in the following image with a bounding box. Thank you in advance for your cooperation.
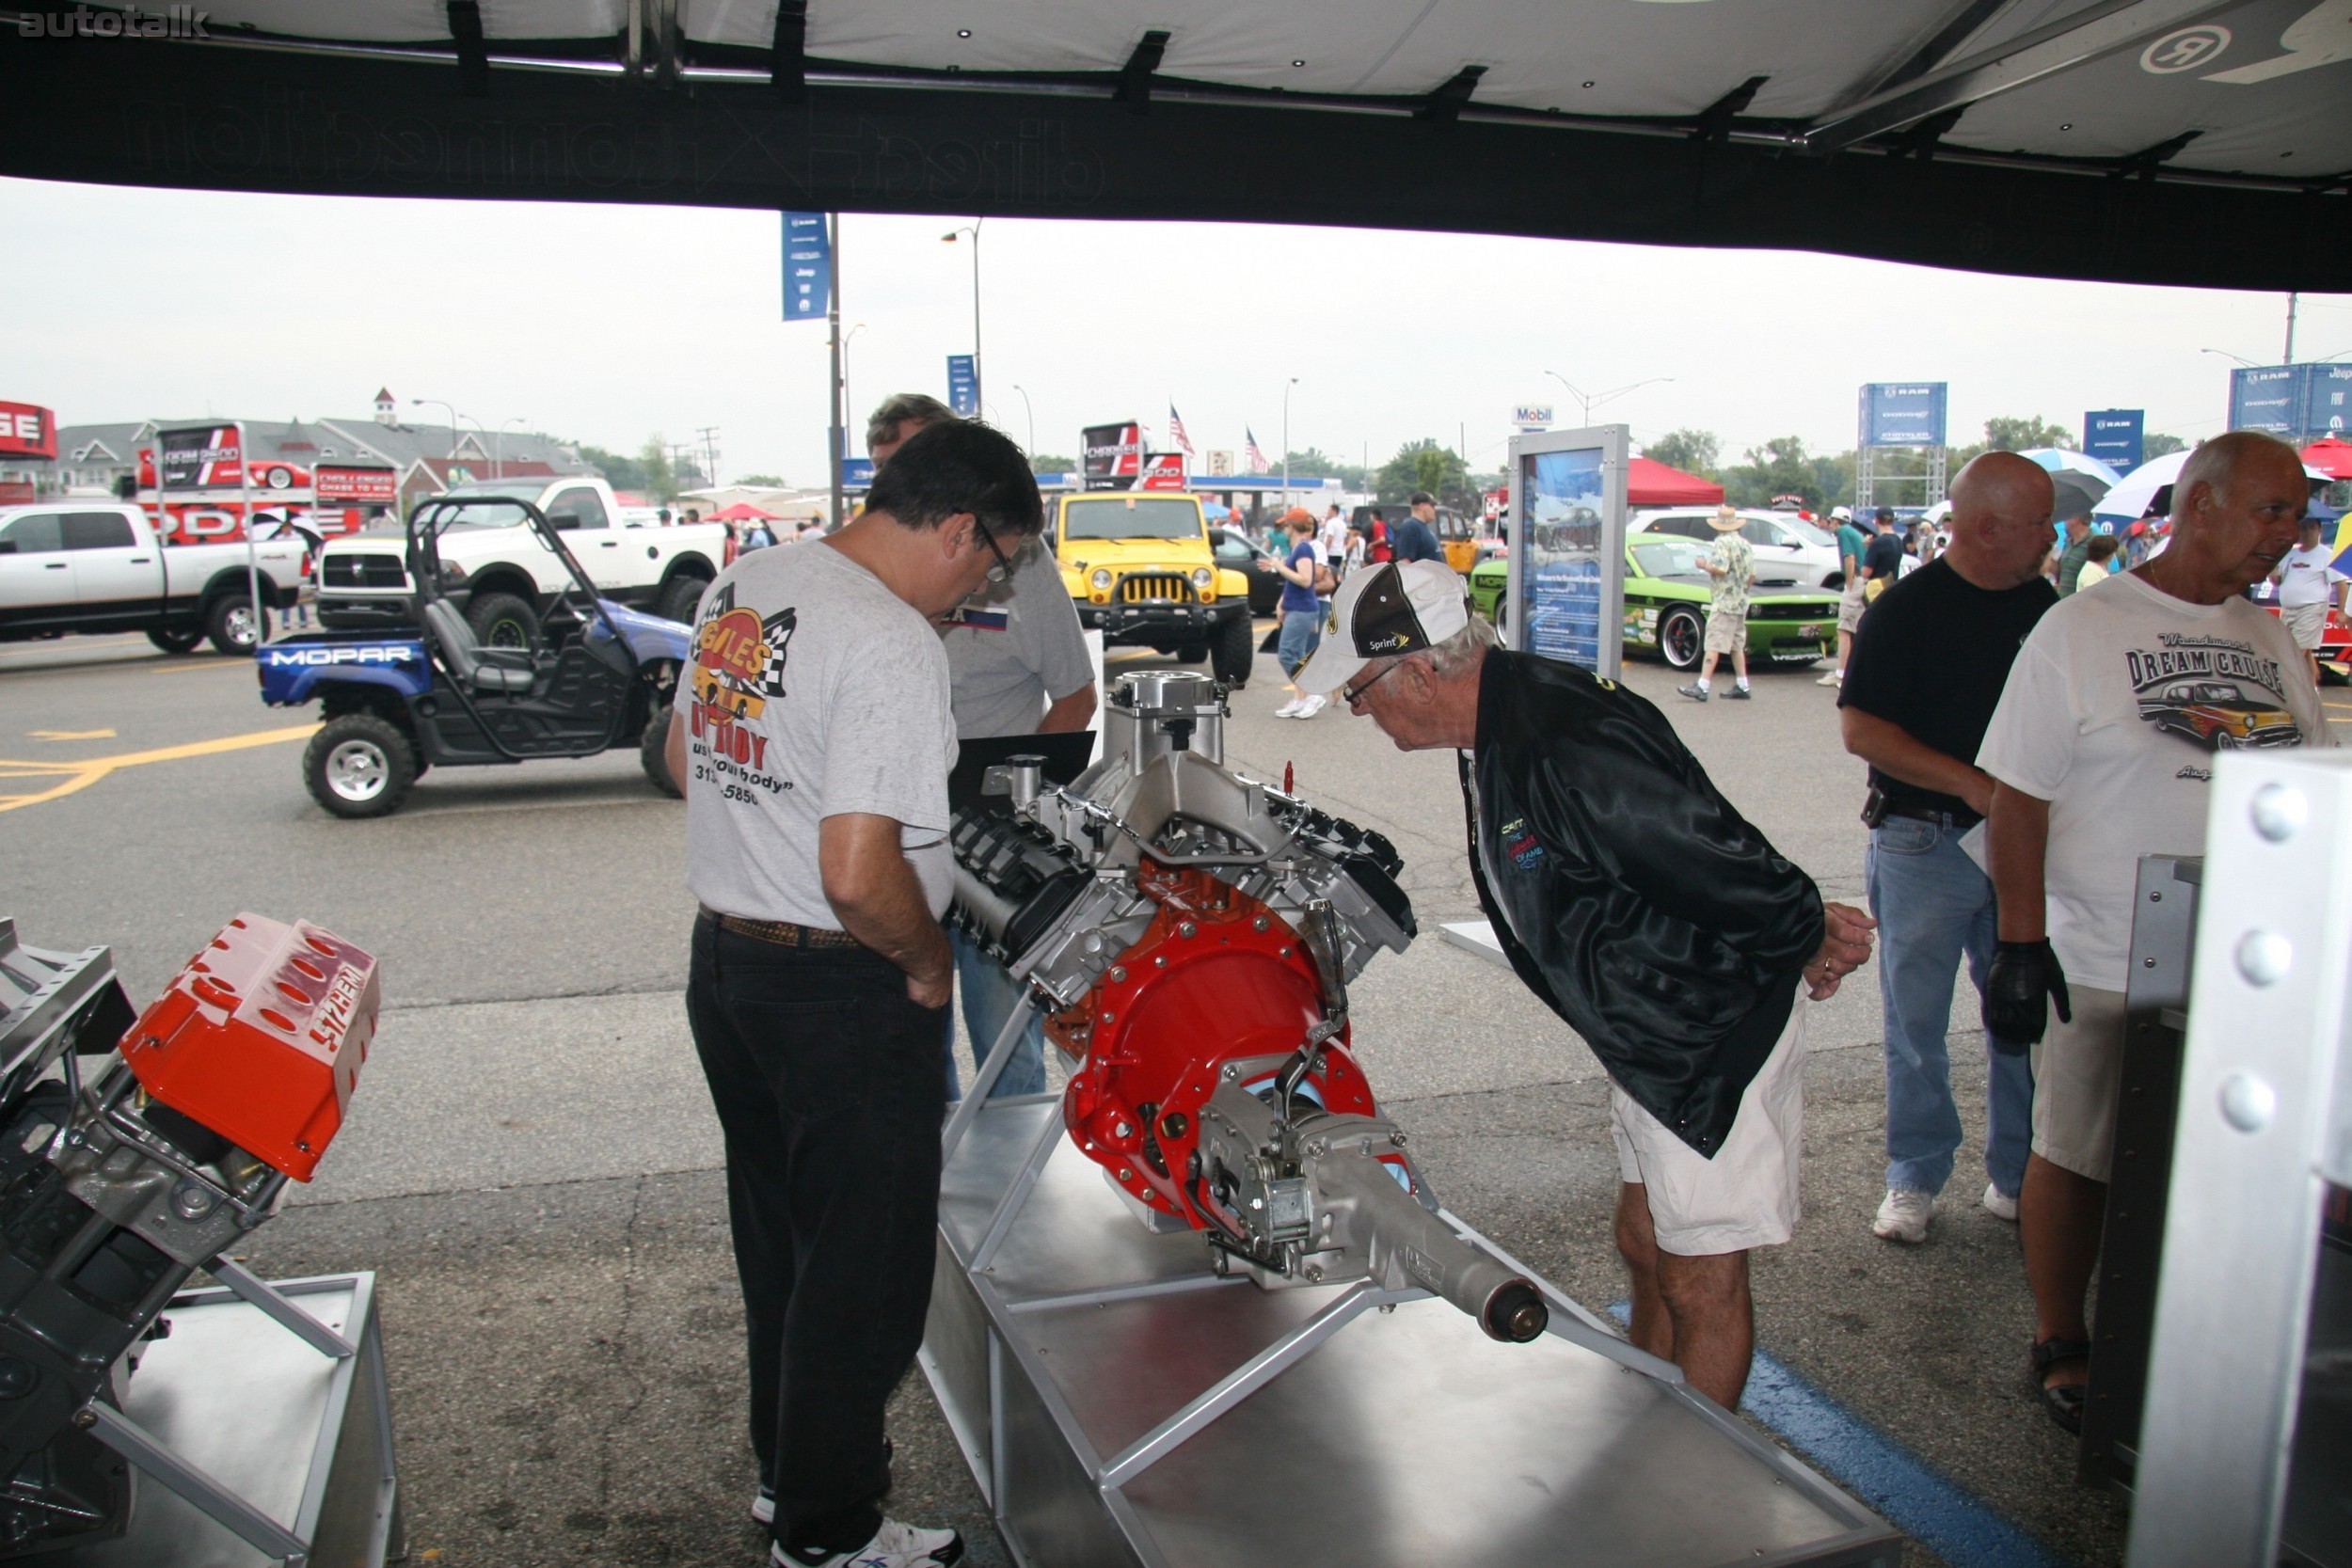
[2128,752,2352,1567]
[70,1269,403,1567]
[920,1018,1899,1568]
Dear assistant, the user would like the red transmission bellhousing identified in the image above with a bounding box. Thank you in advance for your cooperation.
[1054,863,1378,1228]
[116,913,379,1180]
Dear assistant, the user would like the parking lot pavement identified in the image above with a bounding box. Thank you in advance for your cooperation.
[6,630,2261,1566]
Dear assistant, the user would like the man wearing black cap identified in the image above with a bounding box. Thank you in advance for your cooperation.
[1299,562,1876,1407]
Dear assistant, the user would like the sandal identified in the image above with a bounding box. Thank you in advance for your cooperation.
[2031,1337,2092,1433]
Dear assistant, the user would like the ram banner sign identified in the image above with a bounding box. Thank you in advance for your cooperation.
[2229,366,2300,436]
[1859,383,1948,448]
[2085,410,2145,472]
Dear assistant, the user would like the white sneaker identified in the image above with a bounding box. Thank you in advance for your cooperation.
[1274,696,1306,718]
[753,1484,775,1525]
[772,1518,965,1568]
[1815,671,1843,687]
[1980,1181,2019,1222]
[1295,693,1327,719]
[1872,1188,1933,1243]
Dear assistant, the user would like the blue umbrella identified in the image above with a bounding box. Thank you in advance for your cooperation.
[2019,448,2125,486]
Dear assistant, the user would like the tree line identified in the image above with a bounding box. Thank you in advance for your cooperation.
[1644,417,2186,513]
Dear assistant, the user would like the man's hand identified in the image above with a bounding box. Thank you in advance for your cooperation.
[906,963,952,1009]
[1804,901,1877,1000]
[1985,939,2070,1052]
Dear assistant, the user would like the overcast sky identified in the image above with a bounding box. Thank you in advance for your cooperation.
[6,175,2345,486]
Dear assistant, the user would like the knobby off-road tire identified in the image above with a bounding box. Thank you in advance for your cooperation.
[641,711,682,799]
[1212,614,1255,689]
[304,713,419,819]
[467,592,541,654]
[656,575,708,626]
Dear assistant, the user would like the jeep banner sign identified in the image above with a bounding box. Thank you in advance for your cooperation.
[158,423,245,490]
[0,402,56,461]
[314,466,397,505]
[1082,421,1143,490]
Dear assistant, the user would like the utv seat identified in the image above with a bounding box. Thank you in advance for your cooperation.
[423,598,535,694]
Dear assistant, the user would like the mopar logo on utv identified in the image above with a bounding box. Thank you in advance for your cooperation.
[265,644,419,666]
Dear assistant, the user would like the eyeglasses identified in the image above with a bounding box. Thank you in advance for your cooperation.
[971,516,1019,584]
[1343,659,1404,709]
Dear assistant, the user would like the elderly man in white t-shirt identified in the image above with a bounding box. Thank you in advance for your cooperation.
[2271,513,2345,687]
[1977,429,2328,1435]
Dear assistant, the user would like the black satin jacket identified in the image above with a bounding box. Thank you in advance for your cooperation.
[1462,651,1824,1157]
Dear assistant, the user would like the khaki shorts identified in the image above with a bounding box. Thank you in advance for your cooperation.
[1703,607,1746,656]
[1613,991,1807,1255]
[1837,577,1867,634]
[2030,982,2128,1183]
[2283,601,2328,651]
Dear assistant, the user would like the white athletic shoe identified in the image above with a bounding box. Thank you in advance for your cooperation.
[1815,671,1843,687]
[1980,1182,2019,1223]
[1872,1188,1933,1243]
[1274,696,1307,718]
[1295,693,1327,720]
[772,1519,965,1568]
[753,1485,775,1525]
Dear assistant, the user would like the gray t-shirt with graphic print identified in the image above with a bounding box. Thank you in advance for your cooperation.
[938,544,1094,740]
[675,541,958,928]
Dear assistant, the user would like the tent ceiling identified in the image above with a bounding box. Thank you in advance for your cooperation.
[1,0,2345,289]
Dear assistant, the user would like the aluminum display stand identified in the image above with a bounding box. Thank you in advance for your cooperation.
[920,1011,1899,1568]
[2129,751,2352,1568]
[66,1269,403,1568]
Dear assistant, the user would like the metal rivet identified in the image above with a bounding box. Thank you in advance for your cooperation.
[1253,916,1270,931]
[2250,783,2308,844]
[2144,956,2157,968]
[2235,929,2292,987]
[1109,966,1127,982]
[1118,1167,1133,1181]
[1178,921,1198,939]
[2149,891,2163,903]
[1154,955,1167,967]
[2219,1072,2277,1132]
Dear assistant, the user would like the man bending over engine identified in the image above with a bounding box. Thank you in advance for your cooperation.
[666,420,1044,1568]
[1299,562,1875,1407]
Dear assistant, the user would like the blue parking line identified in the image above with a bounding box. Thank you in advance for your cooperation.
[1610,1304,2066,1568]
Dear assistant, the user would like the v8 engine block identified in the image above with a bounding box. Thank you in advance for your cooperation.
[951,672,1546,1342]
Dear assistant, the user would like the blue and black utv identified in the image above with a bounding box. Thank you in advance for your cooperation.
[258,492,693,817]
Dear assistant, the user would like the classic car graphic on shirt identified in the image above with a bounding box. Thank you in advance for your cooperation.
[2136,679,2300,750]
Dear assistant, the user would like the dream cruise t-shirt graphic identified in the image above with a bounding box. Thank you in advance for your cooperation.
[1978,572,2326,990]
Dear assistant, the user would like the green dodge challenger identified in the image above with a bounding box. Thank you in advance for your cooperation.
[1468,537,1840,672]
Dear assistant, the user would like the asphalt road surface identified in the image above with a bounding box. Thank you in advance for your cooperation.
[7,625,2343,1567]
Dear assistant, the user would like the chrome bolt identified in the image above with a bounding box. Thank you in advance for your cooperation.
[1114,1121,1132,1139]
[71,1409,95,1430]
[1304,1262,1325,1282]
[1250,1196,1264,1210]
[1223,1064,1240,1080]
[1154,955,1168,967]
[2219,1072,2278,1132]
[2235,930,2292,987]
[1118,1167,1134,1182]
[2249,783,2308,844]
[1110,966,1128,982]
[1253,915,1270,931]
[1305,1139,1327,1159]
[1279,946,1293,959]
[1390,1131,1408,1148]
[1179,921,1198,939]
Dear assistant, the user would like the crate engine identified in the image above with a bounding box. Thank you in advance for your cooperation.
[950,672,1547,1343]
[0,914,378,1558]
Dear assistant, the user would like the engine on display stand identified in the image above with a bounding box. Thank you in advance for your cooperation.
[0,913,380,1560]
[949,670,1549,1343]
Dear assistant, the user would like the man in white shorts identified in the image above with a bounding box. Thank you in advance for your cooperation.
[1300,560,1876,1407]
[1979,430,2328,1433]
[2272,513,2344,687]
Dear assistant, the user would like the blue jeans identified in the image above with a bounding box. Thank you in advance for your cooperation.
[1865,816,2035,1198]
[1277,609,1322,678]
[943,925,1045,1101]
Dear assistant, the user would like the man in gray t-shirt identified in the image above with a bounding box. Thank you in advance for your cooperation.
[871,393,1097,1101]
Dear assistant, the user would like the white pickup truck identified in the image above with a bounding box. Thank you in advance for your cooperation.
[0,501,305,655]
[315,477,724,649]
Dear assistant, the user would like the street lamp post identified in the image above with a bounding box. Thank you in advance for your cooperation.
[1011,384,1035,456]
[495,418,527,480]
[1281,377,1299,504]
[2201,347,2261,369]
[840,323,866,440]
[942,219,984,409]
[410,398,460,461]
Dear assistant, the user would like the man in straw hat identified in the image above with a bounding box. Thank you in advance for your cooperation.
[1680,502,1756,703]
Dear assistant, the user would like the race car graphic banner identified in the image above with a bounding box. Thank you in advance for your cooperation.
[1082,421,1143,491]
[157,423,245,491]
[0,402,56,460]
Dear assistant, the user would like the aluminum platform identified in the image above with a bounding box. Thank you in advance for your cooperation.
[920,1096,1900,1568]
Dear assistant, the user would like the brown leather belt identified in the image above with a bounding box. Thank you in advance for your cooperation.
[700,907,862,949]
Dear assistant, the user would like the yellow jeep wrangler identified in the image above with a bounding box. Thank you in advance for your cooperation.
[1055,492,1259,688]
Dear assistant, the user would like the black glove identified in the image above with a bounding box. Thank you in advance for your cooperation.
[1985,939,2071,1053]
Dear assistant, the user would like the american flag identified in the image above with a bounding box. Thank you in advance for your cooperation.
[1245,427,1268,474]
[1168,403,1196,459]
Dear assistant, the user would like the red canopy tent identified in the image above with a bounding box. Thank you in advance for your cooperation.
[2302,438,2352,482]
[1627,457,1724,507]
[710,501,780,521]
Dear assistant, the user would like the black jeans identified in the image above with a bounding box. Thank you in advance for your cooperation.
[685,914,947,1554]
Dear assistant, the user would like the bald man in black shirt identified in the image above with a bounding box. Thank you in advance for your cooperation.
[1838,453,2057,1245]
